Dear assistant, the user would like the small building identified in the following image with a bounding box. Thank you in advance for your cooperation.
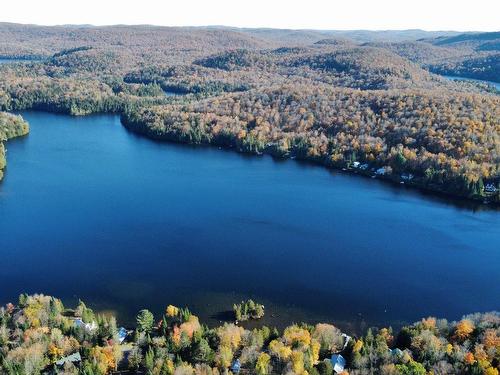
[484,183,498,193]
[359,163,369,170]
[330,354,346,374]
[118,327,128,343]
[390,348,404,357]
[401,173,414,181]
[231,359,241,374]
[74,318,97,332]
[352,161,360,168]
[375,167,386,176]
[55,352,81,367]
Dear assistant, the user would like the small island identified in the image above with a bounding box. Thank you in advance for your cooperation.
[233,299,265,321]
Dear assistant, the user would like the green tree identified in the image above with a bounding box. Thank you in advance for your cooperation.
[317,359,334,375]
[145,348,155,372]
[396,361,426,375]
[137,309,154,333]
[193,338,214,364]
[255,352,271,375]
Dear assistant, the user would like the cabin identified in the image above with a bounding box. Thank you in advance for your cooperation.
[231,359,241,373]
[118,327,128,343]
[55,352,81,367]
[330,354,346,374]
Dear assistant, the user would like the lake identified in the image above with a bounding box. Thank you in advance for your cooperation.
[0,58,42,65]
[443,75,500,91]
[1,111,499,332]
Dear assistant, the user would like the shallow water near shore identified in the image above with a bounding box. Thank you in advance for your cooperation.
[1,111,499,332]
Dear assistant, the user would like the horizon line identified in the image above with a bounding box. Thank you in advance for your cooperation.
[0,21,496,34]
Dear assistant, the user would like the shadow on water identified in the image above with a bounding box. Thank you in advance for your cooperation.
[210,310,235,323]
[121,119,498,213]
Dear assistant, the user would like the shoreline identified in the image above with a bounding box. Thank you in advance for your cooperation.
[120,113,500,208]
[2,107,498,209]
[1,293,499,374]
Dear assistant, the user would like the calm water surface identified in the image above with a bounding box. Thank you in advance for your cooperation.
[443,75,500,91]
[1,111,499,331]
[0,58,41,65]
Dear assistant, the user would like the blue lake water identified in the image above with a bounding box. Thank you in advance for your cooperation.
[443,75,500,91]
[0,111,499,331]
[0,58,41,65]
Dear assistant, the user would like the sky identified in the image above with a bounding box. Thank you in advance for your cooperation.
[1,0,499,31]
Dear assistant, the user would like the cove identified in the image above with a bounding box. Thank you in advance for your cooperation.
[443,75,500,91]
[0,58,43,65]
[0,111,499,332]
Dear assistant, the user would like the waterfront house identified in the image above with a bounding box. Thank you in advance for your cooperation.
[352,161,360,168]
[118,327,128,343]
[231,359,241,373]
[375,167,386,175]
[331,354,346,374]
[74,318,97,332]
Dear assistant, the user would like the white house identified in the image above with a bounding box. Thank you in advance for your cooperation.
[74,318,97,332]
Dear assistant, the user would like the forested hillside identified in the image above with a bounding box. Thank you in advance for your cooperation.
[0,112,29,180]
[0,23,498,201]
[371,32,500,83]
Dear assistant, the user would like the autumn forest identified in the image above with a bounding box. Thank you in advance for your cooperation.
[0,24,499,201]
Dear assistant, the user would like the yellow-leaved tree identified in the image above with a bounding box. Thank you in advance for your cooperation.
[255,352,271,375]
[455,319,474,341]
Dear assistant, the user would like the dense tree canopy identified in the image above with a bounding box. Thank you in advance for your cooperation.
[0,23,498,201]
[0,112,29,180]
[0,294,498,374]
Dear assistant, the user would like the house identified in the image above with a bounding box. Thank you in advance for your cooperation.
[359,163,369,170]
[390,348,404,357]
[401,173,414,181]
[55,352,81,367]
[375,167,386,176]
[330,354,346,374]
[74,318,97,332]
[352,161,360,168]
[118,327,128,343]
[484,183,498,193]
[231,359,241,374]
